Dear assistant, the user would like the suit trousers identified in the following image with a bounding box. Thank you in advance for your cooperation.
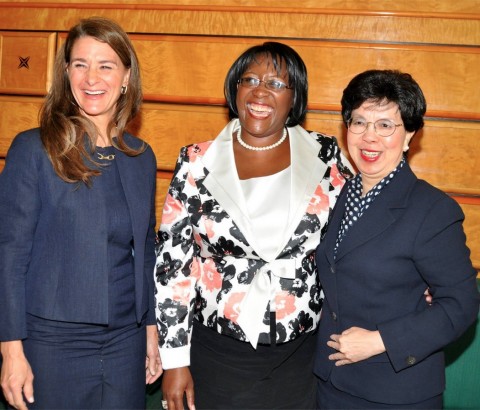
[23,313,146,409]
[316,377,443,409]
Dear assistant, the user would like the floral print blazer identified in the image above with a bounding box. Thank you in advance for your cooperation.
[155,119,353,369]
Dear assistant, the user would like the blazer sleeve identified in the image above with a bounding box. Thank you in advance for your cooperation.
[0,132,42,341]
[145,146,158,325]
[155,147,198,369]
[378,194,480,372]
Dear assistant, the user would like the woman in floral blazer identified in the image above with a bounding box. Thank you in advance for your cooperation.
[155,42,353,410]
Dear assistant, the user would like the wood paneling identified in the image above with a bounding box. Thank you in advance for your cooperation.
[132,37,480,119]
[0,3,479,46]
[0,0,478,274]
[128,103,229,170]
[1,0,479,14]
[0,32,56,95]
[455,199,480,273]
[0,96,42,155]
[155,171,173,229]
[134,104,480,196]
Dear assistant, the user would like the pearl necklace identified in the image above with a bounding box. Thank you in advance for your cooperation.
[236,127,288,151]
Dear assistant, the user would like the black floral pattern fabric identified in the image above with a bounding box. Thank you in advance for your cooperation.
[154,125,354,368]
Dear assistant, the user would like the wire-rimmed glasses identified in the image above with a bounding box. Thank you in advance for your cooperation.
[347,118,403,137]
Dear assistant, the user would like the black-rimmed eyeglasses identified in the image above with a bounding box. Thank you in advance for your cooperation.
[238,77,292,92]
[347,118,404,137]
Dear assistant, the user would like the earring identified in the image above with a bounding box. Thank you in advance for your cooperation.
[121,85,128,95]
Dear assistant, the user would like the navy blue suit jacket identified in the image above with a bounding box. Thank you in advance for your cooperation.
[314,163,479,404]
[0,128,157,341]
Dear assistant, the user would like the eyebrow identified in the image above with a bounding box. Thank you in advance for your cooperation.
[70,57,119,66]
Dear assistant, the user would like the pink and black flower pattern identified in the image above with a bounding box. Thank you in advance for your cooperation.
[155,130,353,358]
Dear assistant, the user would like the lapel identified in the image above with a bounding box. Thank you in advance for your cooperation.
[114,138,151,243]
[284,125,329,254]
[331,163,418,263]
[202,119,329,262]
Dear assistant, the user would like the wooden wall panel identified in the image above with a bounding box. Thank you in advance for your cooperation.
[1,3,479,46]
[2,0,479,14]
[155,172,173,229]
[408,121,480,196]
[128,36,480,119]
[129,103,229,170]
[2,0,480,13]
[0,96,42,156]
[305,114,480,196]
[0,32,56,95]
[455,200,480,272]
[0,0,478,275]
[136,104,480,197]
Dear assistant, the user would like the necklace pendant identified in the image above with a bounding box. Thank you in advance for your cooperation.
[97,153,115,161]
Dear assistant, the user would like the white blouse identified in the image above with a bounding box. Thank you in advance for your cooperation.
[239,166,291,311]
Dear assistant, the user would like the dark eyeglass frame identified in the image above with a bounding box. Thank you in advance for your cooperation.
[237,77,292,92]
[347,118,404,137]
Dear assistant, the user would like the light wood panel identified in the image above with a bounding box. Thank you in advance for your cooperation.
[128,103,229,170]
[2,97,479,197]
[0,0,478,276]
[134,103,480,196]
[1,3,479,46]
[155,171,172,228]
[0,32,56,95]
[2,0,480,14]
[408,121,480,196]
[454,199,480,273]
[0,96,43,155]
[126,36,480,119]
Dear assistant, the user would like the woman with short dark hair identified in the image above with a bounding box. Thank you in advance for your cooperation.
[314,69,479,409]
[155,41,354,409]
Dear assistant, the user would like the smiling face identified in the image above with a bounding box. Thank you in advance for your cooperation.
[236,55,293,144]
[347,100,415,194]
[67,36,130,133]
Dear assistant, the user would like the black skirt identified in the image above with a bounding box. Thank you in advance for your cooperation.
[190,318,316,409]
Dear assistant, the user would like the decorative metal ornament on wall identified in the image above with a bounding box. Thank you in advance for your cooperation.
[18,56,30,69]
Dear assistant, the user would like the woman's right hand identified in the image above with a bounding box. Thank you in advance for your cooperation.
[162,367,195,410]
[0,340,34,410]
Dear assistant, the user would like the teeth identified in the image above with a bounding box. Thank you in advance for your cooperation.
[249,103,272,113]
[362,150,379,158]
[85,90,104,95]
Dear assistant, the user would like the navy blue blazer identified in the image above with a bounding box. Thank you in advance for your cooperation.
[314,163,479,405]
[0,128,157,341]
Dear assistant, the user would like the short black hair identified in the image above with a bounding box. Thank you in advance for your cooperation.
[341,69,426,133]
[224,41,308,127]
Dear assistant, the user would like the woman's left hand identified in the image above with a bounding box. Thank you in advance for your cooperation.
[327,327,386,366]
[146,324,163,384]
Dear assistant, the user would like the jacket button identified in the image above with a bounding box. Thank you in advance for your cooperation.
[330,266,335,273]
[406,355,416,365]
[332,312,337,321]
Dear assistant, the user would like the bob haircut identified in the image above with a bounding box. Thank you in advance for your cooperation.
[224,41,308,127]
[341,69,426,133]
